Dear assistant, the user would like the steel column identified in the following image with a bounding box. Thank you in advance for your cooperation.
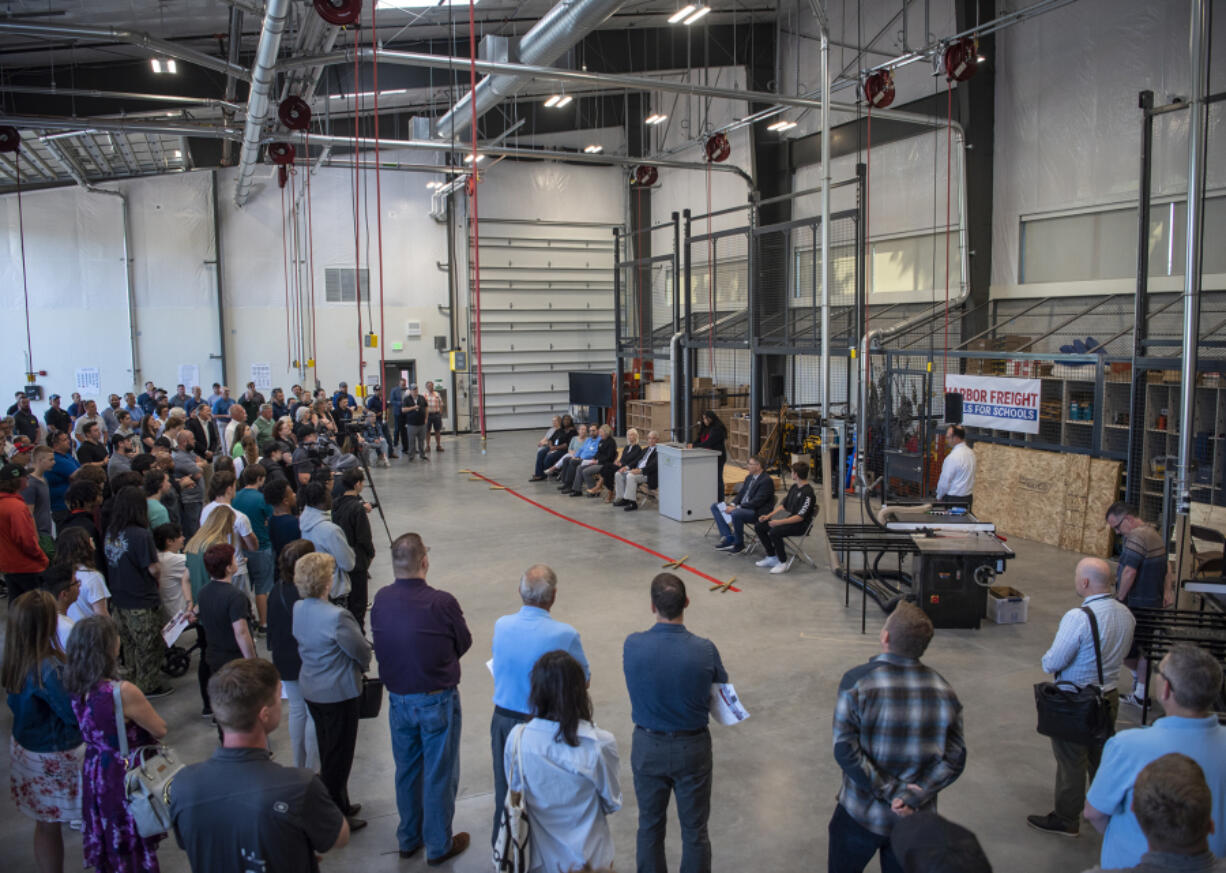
[1126,91,1155,507]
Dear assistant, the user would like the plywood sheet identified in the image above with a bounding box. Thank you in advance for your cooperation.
[972,444,1121,558]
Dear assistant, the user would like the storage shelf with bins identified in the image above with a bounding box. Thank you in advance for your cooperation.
[1137,379,1225,520]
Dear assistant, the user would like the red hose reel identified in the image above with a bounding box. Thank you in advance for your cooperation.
[863,70,896,109]
[268,142,296,165]
[278,96,312,131]
[704,132,730,163]
[313,0,362,26]
[943,37,979,82]
[632,165,659,187]
[0,126,20,153]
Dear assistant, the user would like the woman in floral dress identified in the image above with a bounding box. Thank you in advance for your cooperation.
[63,615,168,873]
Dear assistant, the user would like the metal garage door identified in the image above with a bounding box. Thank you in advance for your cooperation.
[466,217,616,432]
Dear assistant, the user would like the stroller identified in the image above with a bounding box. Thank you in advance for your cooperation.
[162,618,204,678]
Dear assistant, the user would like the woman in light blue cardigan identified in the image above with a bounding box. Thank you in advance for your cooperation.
[292,551,372,832]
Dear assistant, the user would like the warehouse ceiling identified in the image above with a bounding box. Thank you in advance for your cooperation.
[0,0,780,194]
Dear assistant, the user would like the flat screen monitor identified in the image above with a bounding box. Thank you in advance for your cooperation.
[568,371,613,408]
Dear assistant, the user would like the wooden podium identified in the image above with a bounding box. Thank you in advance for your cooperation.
[658,444,719,522]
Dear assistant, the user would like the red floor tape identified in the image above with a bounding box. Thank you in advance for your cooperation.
[467,471,741,593]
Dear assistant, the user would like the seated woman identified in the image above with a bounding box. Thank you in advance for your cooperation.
[582,425,618,500]
[554,424,589,487]
[503,651,620,873]
[529,416,563,482]
[560,427,602,496]
[613,430,659,510]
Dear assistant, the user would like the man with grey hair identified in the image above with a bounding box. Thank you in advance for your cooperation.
[173,429,206,539]
[487,563,590,846]
[1084,644,1226,868]
[253,402,276,446]
[1029,557,1136,838]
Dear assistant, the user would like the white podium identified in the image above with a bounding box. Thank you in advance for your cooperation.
[658,444,720,522]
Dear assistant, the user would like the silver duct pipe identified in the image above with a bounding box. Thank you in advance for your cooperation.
[1176,0,1212,515]
[0,21,250,81]
[433,0,629,141]
[857,121,971,485]
[234,0,290,207]
[0,113,241,140]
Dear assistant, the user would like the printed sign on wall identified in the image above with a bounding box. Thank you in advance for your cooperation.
[945,374,1041,435]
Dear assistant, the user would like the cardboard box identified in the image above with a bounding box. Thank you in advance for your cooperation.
[692,377,714,392]
[986,585,1030,624]
[645,381,670,402]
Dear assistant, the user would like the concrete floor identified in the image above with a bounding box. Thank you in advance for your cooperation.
[0,429,1147,873]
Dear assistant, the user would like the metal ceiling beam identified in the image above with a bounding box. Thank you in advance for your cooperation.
[0,84,241,112]
[234,0,290,206]
[0,21,251,81]
[40,137,93,188]
[0,113,242,140]
[275,48,946,128]
[145,134,168,168]
[18,140,58,180]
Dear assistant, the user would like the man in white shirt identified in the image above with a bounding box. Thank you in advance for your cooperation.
[1028,557,1136,838]
[935,424,975,509]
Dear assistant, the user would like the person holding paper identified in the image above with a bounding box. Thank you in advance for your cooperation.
[623,573,729,873]
[709,455,774,555]
[828,602,966,873]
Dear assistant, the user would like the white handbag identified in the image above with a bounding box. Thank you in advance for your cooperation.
[113,682,184,839]
[492,726,532,873]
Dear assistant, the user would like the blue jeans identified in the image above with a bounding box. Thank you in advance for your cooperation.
[631,727,713,873]
[389,688,463,857]
[827,804,903,873]
[246,545,275,596]
[710,503,756,547]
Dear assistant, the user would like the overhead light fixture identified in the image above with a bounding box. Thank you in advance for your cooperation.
[426,180,443,189]
[150,58,177,74]
[172,149,183,158]
[544,93,572,108]
[583,144,603,154]
[683,5,710,24]
[766,119,797,132]
[544,94,561,108]
[667,4,697,23]
[329,88,408,100]
[645,113,668,126]
[463,153,486,164]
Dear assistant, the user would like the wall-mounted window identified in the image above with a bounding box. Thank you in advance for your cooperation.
[868,231,963,296]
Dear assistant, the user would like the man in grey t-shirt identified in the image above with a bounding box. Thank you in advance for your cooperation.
[173,430,205,539]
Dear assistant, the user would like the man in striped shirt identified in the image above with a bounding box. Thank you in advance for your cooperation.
[1028,556,1135,838]
[829,602,966,873]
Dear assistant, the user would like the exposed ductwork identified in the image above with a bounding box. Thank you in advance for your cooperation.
[0,21,250,81]
[234,0,290,207]
[432,0,630,141]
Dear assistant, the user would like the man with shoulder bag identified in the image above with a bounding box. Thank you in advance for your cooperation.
[1028,557,1136,838]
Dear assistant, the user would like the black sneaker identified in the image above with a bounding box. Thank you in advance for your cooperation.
[715,540,736,550]
[201,706,213,718]
[1026,813,1079,837]
[624,504,638,512]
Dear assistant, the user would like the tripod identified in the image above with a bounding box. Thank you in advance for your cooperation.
[353,442,394,547]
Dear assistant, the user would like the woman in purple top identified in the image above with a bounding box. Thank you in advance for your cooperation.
[63,616,169,873]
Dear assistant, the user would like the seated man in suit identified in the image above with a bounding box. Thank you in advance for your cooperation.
[614,430,659,511]
[710,454,774,555]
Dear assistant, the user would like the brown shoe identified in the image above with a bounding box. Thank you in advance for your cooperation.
[427,832,469,866]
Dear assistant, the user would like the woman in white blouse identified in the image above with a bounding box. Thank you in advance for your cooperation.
[505,651,621,873]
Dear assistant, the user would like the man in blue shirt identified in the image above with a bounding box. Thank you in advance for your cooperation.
[136,381,158,418]
[489,564,589,846]
[623,573,728,873]
[1085,645,1226,869]
[370,533,472,867]
[45,430,80,526]
[558,427,602,496]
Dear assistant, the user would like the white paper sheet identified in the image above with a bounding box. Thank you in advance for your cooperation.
[161,609,191,648]
[709,683,749,726]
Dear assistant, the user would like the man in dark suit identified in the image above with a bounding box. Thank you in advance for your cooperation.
[710,454,774,554]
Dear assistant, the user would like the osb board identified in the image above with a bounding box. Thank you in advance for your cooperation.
[971,444,1120,558]
[722,463,782,496]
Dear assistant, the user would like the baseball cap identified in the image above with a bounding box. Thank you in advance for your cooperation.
[890,812,992,873]
[49,394,60,401]
[0,461,27,482]
[339,381,348,388]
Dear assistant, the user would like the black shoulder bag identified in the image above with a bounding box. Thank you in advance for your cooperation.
[1033,606,1116,745]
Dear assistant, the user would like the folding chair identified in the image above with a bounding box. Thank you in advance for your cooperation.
[635,481,658,509]
[780,516,819,569]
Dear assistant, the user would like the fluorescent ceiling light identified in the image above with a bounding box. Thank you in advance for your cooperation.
[976,55,986,62]
[766,120,797,132]
[583,144,603,154]
[150,58,177,74]
[172,149,183,158]
[683,6,710,24]
[644,113,668,125]
[463,153,486,164]
[554,94,573,108]
[379,0,478,7]
[329,89,408,100]
[426,180,443,189]
[667,4,697,23]
[544,94,561,108]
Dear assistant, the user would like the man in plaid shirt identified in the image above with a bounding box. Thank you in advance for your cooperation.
[829,602,966,873]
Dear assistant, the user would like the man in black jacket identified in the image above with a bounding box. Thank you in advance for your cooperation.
[400,384,429,462]
[332,467,375,631]
[615,430,660,510]
[43,394,72,435]
[710,455,774,554]
[753,461,817,573]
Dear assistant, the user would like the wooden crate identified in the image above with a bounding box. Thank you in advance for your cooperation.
[626,400,671,437]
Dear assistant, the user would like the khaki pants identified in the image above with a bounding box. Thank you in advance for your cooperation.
[1050,688,1120,826]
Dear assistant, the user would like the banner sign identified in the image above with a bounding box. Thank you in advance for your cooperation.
[945,374,1041,434]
